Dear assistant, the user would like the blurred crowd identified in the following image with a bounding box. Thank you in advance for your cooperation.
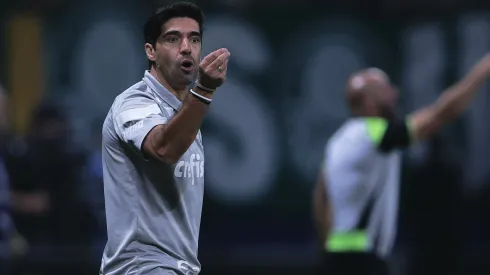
[0,84,106,275]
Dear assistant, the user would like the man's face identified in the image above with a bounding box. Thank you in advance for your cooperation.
[373,83,398,119]
[149,17,201,89]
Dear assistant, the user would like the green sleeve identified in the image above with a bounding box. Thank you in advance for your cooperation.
[364,117,388,145]
[364,117,415,148]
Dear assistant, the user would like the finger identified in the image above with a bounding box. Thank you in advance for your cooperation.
[219,68,228,78]
[200,52,219,67]
[208,55,228,74]
[217,54,231,77]
[216,56,230,74]
[208,52,230,71]
[221,54,230,69]
[200,48,227,67]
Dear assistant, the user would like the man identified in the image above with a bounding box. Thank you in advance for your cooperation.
[0,85,12,272]
[313,54,490,275]
[7,104,89,275]
[101,2,230,275]
[82,118,106,268]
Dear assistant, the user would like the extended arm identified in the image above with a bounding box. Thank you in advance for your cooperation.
[366,54,490,152]
[142,87,211,164]
[409,53,490,141]
[143,48,230,164]
[313,169,333,246]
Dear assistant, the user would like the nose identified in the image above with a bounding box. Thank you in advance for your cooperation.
[180,39,191,55]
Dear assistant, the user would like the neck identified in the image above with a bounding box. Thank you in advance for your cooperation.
[351,108,368,117]
[150,67,188,101]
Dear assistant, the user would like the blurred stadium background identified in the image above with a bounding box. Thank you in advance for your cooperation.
[1,0,490,274]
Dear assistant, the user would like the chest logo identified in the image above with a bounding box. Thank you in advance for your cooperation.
[174,153,204,185]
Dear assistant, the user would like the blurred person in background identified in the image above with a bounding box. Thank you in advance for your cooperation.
[0,84,13,272]
[82,118,106,268]
[313,54,490,275]
[5,104,91,275]
[101,2,230,275]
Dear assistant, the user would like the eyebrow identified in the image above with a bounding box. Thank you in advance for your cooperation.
[162,30,201,37]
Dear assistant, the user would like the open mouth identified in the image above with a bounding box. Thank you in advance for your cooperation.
[181,60,194,70]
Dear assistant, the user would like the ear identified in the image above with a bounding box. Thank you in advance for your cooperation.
[145,43,156,62]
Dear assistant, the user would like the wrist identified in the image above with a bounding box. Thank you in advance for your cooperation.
[192,86,214,99]
[195,80,216,93]
[189,88,212,105]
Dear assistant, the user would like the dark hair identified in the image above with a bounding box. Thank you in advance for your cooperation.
[144,2,204,69]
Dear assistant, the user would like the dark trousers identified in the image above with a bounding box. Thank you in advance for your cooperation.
[319,252,389,275]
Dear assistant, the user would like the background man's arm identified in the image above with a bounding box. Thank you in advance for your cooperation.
[409,53,490,142]
[313,169,332,247]
[366,53,490,152]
